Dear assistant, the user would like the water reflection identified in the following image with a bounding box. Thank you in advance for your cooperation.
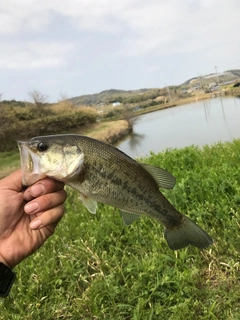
[203,100,209,122]
[127,132,145,150]
[117,97,240,158]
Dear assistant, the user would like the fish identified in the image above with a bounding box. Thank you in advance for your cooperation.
[18,134,213,250]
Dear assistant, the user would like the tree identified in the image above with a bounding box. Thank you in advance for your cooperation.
[122,106,138,131]
[28,90,48,108]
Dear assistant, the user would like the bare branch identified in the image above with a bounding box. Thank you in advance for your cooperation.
[28,90,48,108]
[122,106,138,130]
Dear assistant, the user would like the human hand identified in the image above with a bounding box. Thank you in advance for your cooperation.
[0,169,67,269]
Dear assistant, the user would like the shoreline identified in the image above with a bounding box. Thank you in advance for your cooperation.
[85,120,132,145]
[132,92,222,117]
[84,92,223,145]
[0,91,237,178]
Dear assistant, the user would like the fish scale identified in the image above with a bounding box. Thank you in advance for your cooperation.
[69,136,173,220]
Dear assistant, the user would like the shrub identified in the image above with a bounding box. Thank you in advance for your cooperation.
[0,106,97,152]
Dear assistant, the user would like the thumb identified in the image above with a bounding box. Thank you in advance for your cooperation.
[1,169,23,192]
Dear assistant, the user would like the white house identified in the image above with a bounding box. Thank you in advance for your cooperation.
[112,102,121,107]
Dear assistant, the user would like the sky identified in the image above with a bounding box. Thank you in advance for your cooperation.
[0,0,240,102]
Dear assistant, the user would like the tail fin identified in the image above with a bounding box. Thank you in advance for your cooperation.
[164,216,213,250]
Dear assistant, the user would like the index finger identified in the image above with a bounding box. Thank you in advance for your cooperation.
[24,178,65,201]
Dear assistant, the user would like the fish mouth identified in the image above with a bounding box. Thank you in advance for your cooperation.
[18,141,46,186]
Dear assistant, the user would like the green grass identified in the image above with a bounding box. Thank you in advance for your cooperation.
[0,151,20,177]
[1,141,240,319]
[0,150,20,168]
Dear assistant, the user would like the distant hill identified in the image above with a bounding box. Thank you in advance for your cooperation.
[68,69,240,106]
[69,88,164,106]
[227,69,240,78]
[181,69,240,87]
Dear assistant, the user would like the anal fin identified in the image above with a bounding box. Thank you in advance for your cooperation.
[120,210,141,225]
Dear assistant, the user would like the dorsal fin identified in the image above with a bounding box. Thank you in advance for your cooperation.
[140,163,176,189]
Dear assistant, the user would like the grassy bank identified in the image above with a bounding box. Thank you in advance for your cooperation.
[1,140,239,319]
[131,91,230,117]
[88,120,131,144]
[0,150,20,178]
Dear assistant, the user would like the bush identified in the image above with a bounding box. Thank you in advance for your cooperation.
[0,106,98,152]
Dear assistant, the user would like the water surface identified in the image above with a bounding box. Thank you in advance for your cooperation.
[116,97,240,158]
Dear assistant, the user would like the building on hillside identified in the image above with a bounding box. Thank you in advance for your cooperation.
[112,102,121,107]
[208,82,217,88]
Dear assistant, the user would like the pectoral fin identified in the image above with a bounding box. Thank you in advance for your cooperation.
[120,210,141,225]
[79,193,97,214]
[140,163,176,189]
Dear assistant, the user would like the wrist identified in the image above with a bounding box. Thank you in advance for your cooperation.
[0,255,11,269]
[0,262,16,297]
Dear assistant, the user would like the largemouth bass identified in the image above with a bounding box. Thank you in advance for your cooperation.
[18,134,213,250]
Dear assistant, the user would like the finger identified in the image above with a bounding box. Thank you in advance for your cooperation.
[24,189,67,215]
[29,204,65,231]
[24,178,65,201]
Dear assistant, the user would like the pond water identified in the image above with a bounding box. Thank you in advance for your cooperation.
[116,96,240,158]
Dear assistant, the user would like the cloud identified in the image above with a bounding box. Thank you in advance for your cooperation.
[118,0,240,57]
[0,42,75,70]
[0,0,136,35]
[0,1,51,35]
[1,0,240,101]
[1,0,240,57]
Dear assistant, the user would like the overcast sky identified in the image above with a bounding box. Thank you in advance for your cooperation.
[1,0,240,102]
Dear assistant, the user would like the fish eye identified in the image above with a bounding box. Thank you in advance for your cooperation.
[37,142,48,152]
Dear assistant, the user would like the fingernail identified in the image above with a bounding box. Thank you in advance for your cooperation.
[25,202,39,214]
[30,184,45,197]
[30,219,42,229]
